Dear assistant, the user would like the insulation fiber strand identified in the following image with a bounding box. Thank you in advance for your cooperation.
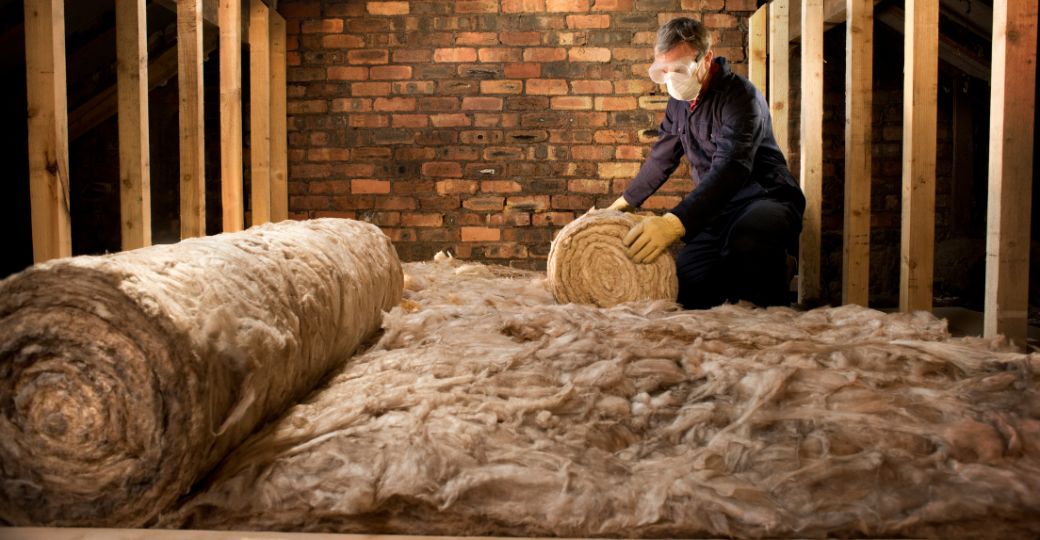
[0,218,403,527]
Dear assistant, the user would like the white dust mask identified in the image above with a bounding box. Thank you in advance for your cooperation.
[665,71,701,101]
[650,56,705,102]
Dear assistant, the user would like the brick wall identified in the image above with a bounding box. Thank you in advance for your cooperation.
[281,0,758,268]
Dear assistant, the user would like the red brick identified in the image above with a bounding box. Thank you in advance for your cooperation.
[506,195,550,212]
[463,196,505,211]
[481,180,523,193]
[352,82,391,96]
[308,180,351,194]
[435,179,478,194]
[292,195,329,210]
[572,145,615,160]
[348,114,389,127]
[704,13,738,28]
[568,179,610,193]
[392,114,429,127]
[533,211,575,226]
[526,79,568,95]
[455,0,499,13]
[393,81,437,95]
[351,179,391,194]
[479,47,522,63]
[598,162,640,178]
[616,146,647,160]
[523,47,566,62]
[373,97,417,111]
[431,113,471,127]
[420,97,462,111]
[592,0,633,10]
[499,31,542,46]
[461,227,501,242]
[547,0,590,11]
[401,213,445,227]
[462,96,504,110]
[595,96,637,111]
[393,49,434,63]
[301,18,343,34]
[331,98,373,112]
[726,0,759,11]
[367,1,410,15]
[314,211,357,220]
[550,96,592,110]
[280,1,320,18]
[568,47,611,62]
[347,49,390,65]
[423,163,465,178]
[480,80,523,94]
[323,34,365,48]
[306,148,350,161]
[456,32,499,45]
[434,48,478,62]
[550,194,593,210]
[614,79,656,94]
[681,0,724,8]
[565,14,609,28]
[337,163,377,176]
[328,66,368,80]
[643,195,683,210]
[504,62,541,78]
[370,65,412,79]
[570,80,613,94]
[287,100,327,114]
[352,147,393,159]
[502,0,546,12]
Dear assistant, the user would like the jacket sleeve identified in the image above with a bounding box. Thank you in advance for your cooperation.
[622,101,685,208]
[669,88,765,236]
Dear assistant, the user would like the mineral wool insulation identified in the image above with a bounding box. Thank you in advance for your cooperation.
[164,256,1040,538]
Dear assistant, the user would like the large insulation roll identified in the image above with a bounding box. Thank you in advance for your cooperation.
[0,218,403,527]
[547,209,678,307]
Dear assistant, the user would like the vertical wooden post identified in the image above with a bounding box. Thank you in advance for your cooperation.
[220,0,244,232]
[270,11,289,222]
[24,0,72,262]
[798,0,824,304]
[769,0,790,161]
[984,0,1037,345]
[842,0,874,306]
[749,4,768,95]
[178,0,206,239]
[116,0,152,250]
[249,0,271,226]
[899,0,938,313]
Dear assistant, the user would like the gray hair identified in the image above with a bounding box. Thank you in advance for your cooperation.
[655,17,712,58]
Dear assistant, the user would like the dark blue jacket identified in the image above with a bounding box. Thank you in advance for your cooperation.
[623,57,805,239]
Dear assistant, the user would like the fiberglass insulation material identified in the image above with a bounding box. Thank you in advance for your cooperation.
[165,255,1039,538]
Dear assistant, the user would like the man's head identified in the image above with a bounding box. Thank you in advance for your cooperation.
[649,18,714,101]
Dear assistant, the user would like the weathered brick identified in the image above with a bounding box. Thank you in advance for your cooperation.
[301,18,343,34]
[456,32,499,45]
[499,31,542,46]
[504,62,541,78]
[323,34,365,48]
[462,96,504,110]
[455,0,499,13]
[571,145,615,160]
[550,96,592,110]
[480,80,524,94]
[568,46,611,62]
[351,179,391,194]
[481,180,523,193]
[532,211,575,226]
[570,80,613,94]
[506,195,550,212]
[434,47,478,62]
[478,47,522,63]
[328,66,368,80]
[682,0,724,8]
[522,47,567,62]
[567,179,610,193]
[526,79,569,95]
[367,1,410,15]
[592,0,634,10]
[424,163,465,178]
[461,227,502,242]
[370,65,412,79]
[595,96,637,111]
[308,180,351,194]
[547,0,590,11]
[373,97,417,111]
[431,113,472,127]
[703,12,738,28]
[401,213,445,227]
[351,82,391,96]
[463,196,506,211]
[347,49,390,64]
[598,162,641,178]
[348,114,390,128]
[565,14,610,28]
[392,114,429,127]
[502,0,546,12]
[330,98,373,112]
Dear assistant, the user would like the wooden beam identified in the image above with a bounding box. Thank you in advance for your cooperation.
[798,0,824,305]
[984,0,1037,346]
[899,0,938,313]
[155,0,220,28]
[769,0,790,159]
[875,5,991,82]
[748,4,768,94]
[116,0,152,250]
[23,0,72,262]
[269,11,289,222]
[178,0,206,239]
[842,0,874,306]
[220,0,244,232]
[248,0,271,226]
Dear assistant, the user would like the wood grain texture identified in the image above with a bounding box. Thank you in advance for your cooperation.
[269,12,289,222]
[178,0,206,239]
[116,0,152,250]
[769,0,790,158]
[220,0,244,232]
[798,0,824,304]
[248,0,271,226]
[842,0,874,306]
[748,4,768,95]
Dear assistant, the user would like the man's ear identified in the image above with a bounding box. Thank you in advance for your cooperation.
[702,49,714,64]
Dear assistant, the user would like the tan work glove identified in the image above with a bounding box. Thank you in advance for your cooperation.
[623,212,685,264]
[606,195,633,212]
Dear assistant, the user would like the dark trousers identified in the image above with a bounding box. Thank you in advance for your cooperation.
[675,198,802,309]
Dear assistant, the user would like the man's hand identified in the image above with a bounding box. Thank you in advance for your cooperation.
[623,212,685,264]
[607,196,633,212]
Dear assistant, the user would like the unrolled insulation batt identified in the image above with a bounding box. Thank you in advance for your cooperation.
[0,218,403,527]
[163,256,1040,538]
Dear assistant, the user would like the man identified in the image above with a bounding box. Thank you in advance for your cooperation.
[607,17,806,309]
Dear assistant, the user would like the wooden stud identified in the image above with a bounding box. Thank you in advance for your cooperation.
[248,0,271,226]
[984,0,1037,345]
[269,12,289,222]
[748,4,768,95]
[24,0,72,262]
[842,0,873,306]
[769,0,790,159]
[798,0,824,305]
[899,0,938,313]
[178,0,206,239]
[220,0,244,232]
[116,0,152,250]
